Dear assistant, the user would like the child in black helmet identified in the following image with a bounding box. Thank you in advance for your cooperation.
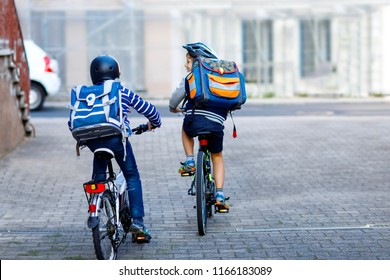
[71,55,162,240]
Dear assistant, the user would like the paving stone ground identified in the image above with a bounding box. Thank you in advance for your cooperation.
[1,112,390,260]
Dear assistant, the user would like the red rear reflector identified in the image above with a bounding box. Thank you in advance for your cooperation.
[200,139,208,146]
[89,204,97,212]
[85,183,105,193]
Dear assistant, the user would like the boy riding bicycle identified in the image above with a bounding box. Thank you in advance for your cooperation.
[69,55,162,240]
[169,42,229,210]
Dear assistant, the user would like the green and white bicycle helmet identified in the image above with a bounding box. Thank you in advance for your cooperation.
[182,42,218,59]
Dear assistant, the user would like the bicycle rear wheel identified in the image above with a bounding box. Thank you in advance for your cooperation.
[92,190,117,260]
[196,151,208,235]
[120,189,132,233]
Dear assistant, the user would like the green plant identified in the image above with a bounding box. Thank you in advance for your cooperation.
[295,92,308,97]
[263,92,275,98]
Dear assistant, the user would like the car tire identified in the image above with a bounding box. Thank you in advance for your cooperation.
[29,82,46,111]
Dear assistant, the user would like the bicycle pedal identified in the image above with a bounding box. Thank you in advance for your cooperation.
[215,204,230,213]
[181,171,194,177]
[132,233,151,244]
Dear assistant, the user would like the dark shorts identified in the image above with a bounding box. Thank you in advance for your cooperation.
[183,114,224,153]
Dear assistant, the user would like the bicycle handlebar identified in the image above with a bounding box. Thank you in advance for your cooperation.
[131,123,149,135]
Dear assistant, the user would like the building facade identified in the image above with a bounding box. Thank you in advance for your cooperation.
[15,0,390,98]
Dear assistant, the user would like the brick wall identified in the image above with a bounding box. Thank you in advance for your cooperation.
[0,0,31,158]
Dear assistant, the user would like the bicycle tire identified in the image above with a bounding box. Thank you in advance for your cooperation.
[196,151,208,235]
[92,190,117,260]
[120,189,132,233]
[207,177,215,218]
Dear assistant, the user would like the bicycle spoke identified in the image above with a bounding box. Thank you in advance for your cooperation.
[92,191,118,260]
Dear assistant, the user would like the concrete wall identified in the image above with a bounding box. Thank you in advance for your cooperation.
[144,11,174,98]
[14,0,390,98]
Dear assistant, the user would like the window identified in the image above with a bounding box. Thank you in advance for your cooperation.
[300,19,332,77]
[31,11,65,88]
[86,10,145,90]
[242,19,273,83]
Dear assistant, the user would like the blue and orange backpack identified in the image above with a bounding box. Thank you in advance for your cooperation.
[185,57,246,111]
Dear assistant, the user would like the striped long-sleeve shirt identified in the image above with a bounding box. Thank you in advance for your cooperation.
[120,85,162,129]
[169,77,227,125]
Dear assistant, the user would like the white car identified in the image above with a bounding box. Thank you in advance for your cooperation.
[23,40,61,111]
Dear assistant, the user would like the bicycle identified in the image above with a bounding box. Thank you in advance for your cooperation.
[82,123,149,260]
[183,132,229,236]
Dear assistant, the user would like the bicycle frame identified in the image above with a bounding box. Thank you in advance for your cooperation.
[80,124,151,259]
[198,136,217,214]
[185,134,217,235]
[82,153,131,259]
[83,167,127,232]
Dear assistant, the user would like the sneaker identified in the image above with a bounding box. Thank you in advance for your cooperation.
[178,159,195,174]
[129,223,152,238]
[215,191,230,210]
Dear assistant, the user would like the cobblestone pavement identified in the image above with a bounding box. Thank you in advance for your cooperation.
[1,112,390,260]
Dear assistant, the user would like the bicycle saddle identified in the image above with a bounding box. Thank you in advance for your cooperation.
[94,148,115,160]
[196,131,213,136]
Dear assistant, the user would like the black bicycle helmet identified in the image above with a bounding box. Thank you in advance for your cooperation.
[182,42,218,59]
[90,55,120,84]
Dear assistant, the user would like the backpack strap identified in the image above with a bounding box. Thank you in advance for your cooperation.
[76,142,81,157]
[183,72,197,123]
[102,80,114,121]
[229,111,237,138]
[181,95,188,111]
[68,85,84,130]
[112,80,127,161]
[182,73,191,110]
[75,85,84,98]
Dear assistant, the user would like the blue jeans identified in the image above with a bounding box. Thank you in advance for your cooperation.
[85,136,144,219]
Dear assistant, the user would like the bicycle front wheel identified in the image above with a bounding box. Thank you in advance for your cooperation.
[196,151,208,235]
[92,190,117,260]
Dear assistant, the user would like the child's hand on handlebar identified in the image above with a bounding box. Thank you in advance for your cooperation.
[132,122,159,135]
[147,122,157,131]
[132,124,148,134]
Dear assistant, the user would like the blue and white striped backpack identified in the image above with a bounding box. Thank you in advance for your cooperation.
[185,57,246,110]
[68,80,124,143]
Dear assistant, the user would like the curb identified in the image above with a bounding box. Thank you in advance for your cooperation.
[46,96,390,109]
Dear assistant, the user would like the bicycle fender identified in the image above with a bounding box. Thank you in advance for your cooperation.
[115,172,127,195]
[87,216,99,228]
[87,192,102,228]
